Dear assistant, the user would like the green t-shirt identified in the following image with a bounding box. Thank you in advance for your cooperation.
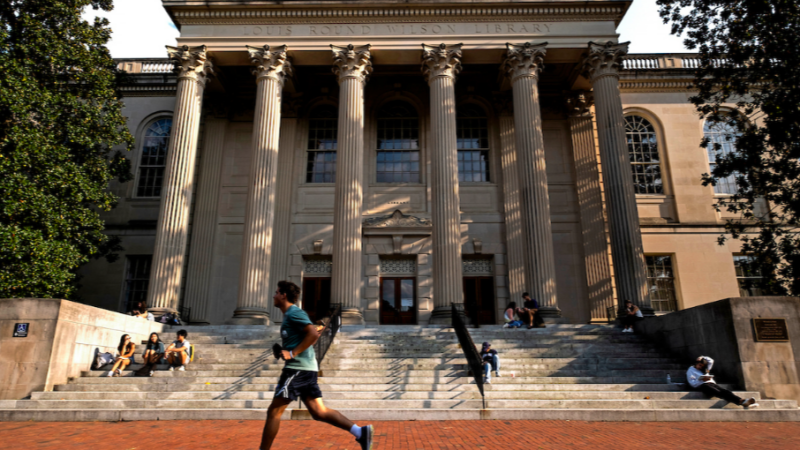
[280,305,318,372]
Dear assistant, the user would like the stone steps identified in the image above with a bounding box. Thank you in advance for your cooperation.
[82,369,688,378]
[70,376,682,385]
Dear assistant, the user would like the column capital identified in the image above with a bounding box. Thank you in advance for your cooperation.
[581,41,630,83]
[421,43,463,83]
[501,42,548,84]
[247,45,293,86]
[166,45,214,86]
[565,90,594,117]
[331,44,373,85]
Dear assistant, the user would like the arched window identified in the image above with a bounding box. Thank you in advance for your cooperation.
[625,115,663,195]
[376,101,420,183]
[136,118,172,197]
[704,120,739,194]
[306,105,338,183]
[456,105,490,183]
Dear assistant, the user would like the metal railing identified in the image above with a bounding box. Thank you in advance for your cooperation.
[179,306,192,325]
[313,303,342,368]
[451,302,486,409]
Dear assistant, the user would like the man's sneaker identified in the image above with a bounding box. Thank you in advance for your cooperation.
[495,371,500,378]
[178,365,186,371]
[168,366,175,372]
[356,424,373,450]
[149,370,154,377]
[502,323,510,328]
[742,397,759,408]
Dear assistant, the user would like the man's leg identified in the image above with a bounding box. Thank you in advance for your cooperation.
[303,397,354,431]
[492,354,500,376]
[533,311,545,327]
[698,383,744,405]
[260,397,293,450]
[483,362,491,382]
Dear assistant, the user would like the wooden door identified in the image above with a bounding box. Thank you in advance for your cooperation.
[302,277,331,323]
[463,277,496,325]
[379,277,417,325]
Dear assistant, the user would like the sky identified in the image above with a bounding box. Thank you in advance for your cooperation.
[86,0,688,58]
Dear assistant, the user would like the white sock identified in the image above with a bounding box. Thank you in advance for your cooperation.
[350,424,362,439]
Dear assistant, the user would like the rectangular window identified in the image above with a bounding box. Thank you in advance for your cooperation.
[733,255,764,297]
[306,116,338,183]
[376,111,420,183]
[123,255,152,313]
[457,150,490,182]
[376,150,420,183]
[456,115,490,182]
[645,255,678,312]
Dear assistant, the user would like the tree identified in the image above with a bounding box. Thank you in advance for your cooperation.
[0,0,132,299]
[657,0,800,296]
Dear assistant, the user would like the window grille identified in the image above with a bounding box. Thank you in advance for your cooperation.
[625,115,663,195]
[306,106,338,183]
[304,258,333,275]
[376,101,420,183]
[704,121,740,194]
[123,255,152,313]
[645,255,677,312]
[457,105,490,182]
[136,118,172,197]
[733,255,764,296]
[462,258,493,275]
[380,258,417,274]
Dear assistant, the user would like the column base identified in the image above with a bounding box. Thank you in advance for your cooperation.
[226,308,271,326]
[341,308,364,325]
[638,305,656,317]
[429,306,455,325]
[537,306,562,318]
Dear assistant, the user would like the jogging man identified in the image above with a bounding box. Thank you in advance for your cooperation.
[259,280,374,450]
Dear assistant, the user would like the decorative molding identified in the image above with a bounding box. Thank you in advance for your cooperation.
[247,44,293,85]
[313,239,324,255]
[581,41,629,82]
[565,90,594,117]
[331,44,373,85]
[363,210,432,228]
[501,42,548,83]
[380,258,417,274]
[620,81,694,92]
[463,258,493,274]
[473,238,483,255]
[166,45,214,86]
[119,85,177,96]
[304,258,332,275]
[392,235,404,255]
[421,43,463,83]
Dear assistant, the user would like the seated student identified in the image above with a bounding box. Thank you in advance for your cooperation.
[165,329,191,371]
[687,356,758,408]
[135,332,165,377]
[621,299,643,333]
[502,302,524,328]
[108,334,135,377]
[517,293,545,329]
[480,342,500,384]
[129,301,154,321]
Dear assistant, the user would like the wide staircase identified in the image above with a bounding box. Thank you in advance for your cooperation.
[1,324,799,421]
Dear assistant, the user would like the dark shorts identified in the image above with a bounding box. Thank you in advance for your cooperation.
[274,368,322,402]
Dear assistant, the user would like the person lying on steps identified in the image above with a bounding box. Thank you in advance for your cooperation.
[686,356,758,408]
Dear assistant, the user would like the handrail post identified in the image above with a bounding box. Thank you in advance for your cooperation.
[313,303,343,377]
[450,302,486,410]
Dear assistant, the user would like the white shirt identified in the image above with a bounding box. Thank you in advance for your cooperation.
[686,356,715,388]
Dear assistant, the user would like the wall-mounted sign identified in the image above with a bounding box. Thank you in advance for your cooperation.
[13,323,29,338]
[753,318,789,342]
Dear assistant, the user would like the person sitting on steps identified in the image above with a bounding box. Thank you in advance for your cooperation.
[517,293,545,329]
[165,329,191,371]
[621,300,643,333]
[135,332,165,377]
[687,356,758,409]
[502,302,524,328]
[108,334,135,377]
[480,342,500,384]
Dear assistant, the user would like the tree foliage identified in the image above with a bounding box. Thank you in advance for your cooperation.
[658,0,800,295]
[0,0,132,299]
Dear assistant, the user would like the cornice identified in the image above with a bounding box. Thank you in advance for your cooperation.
[119,85,178,97]
[619,80,694,92]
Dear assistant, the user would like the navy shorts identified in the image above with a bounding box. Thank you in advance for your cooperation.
[274,368,322,401]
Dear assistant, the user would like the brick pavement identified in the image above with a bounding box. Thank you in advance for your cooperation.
[0,420,798,449]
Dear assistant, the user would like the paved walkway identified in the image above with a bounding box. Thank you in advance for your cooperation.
[0,420,798,449]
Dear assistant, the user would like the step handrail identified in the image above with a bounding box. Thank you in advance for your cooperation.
[314,303,342,368]
[451,302,486,409]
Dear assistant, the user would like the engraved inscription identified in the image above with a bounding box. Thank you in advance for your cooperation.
[753,318,790,342]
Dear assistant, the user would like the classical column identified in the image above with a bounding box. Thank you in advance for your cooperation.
[232,45,293,325]
[581,42,653,315]
[566,91,615,321]
[330,44,372,324]
[422,43,464,322]
[494,93,528,303]
[183,118,227,324]
[147,45,213,316]
[501,42,560,317]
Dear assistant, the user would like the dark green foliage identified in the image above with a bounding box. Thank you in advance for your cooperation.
[658,0,800,295]
[0,0,133,299]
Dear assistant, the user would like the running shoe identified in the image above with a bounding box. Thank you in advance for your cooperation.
[356,424,373,450]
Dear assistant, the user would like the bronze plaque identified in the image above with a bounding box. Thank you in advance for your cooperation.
[753,318,789,342]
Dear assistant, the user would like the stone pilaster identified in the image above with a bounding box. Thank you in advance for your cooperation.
[183,118,227,324]
[232,45,293,325]
[494,93,527,304]
[581,42,653,315]
[331,44,372,324]
[566,91,616,321]
[147,45,213,316]
[422,43,464,323]
[501,42,560,317]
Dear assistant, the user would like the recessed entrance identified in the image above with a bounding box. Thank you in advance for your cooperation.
[463,276,496,325]
[302,277,331,323]
[380,277,417,325]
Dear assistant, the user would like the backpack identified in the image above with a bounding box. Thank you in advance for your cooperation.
[158,312,181,326]
[94,352,115,369]
[189,344,195,362]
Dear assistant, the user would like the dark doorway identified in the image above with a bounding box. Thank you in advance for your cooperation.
[379,277,417,325]
[302,277,331,323]
[463,277,496,325]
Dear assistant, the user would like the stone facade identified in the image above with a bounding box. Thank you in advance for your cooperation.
[77,1,757,325]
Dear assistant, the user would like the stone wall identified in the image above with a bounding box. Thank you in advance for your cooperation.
[637,297,800,402]
[0,299,167,400]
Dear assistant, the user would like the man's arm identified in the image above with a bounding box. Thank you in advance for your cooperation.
[281,324,320,360]
[165,343,176,353]
[701,356,714,372]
